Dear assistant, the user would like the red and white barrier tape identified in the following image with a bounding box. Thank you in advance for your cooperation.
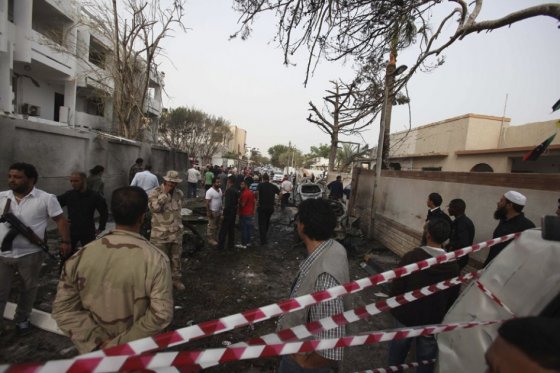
[122,320,502,372]
[0,313,498,373]
[240,271,478,347]
[85,232,517,358]
[0,234,518,373]
[355,359,436,373]
[192,271,477,370]
[475,280,515,316]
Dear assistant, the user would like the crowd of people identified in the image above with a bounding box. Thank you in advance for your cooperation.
[0,160,558,372]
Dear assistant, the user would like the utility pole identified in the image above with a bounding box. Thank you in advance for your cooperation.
[368,64,407,237]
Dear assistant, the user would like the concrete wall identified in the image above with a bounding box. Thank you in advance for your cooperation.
[386,114,560,173]
[464,116,505,150]
[503,119,560,147]
[0,117,188,200]
[350,168,560,264]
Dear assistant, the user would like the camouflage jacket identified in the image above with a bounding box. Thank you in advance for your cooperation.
[52,230,173,354]
[148,185,184,243]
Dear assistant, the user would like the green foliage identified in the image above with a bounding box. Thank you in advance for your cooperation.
[267,144,303,168]
[268,144,289,167]
[308,144,330,158]
[159,106,233,163]
[336,143,370,172]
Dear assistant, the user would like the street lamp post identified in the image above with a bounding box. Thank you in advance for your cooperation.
[368,64,407,236]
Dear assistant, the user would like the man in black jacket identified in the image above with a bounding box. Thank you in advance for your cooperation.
[217,175,239,250]
[255,173,279,245]
[58,172,108,253]
[484,190,535,266]
[447,198,475,269]
[388,218,459,373]
[421,192,451,245]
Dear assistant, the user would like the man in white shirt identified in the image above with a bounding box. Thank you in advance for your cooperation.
[186,166,201,199]
[205,177,222,246]
[280,175,293,211]
[130,164,159,193]
[0,163,70,336]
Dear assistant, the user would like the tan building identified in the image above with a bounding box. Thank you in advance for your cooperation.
[211,125,247,166]
[227,125,247,157]
[378,114,560,173]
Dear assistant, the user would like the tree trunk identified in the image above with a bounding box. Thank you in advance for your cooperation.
[380,52,397,169]
[328,133,338,172]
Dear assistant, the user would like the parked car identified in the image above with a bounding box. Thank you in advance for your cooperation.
[293,182,323,205]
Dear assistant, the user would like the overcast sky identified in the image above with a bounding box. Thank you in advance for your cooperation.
[159,0,560,155]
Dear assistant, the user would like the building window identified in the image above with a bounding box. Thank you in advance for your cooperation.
[470,163,494,172]
[86,97,105,117]
[32,0,73,46]
[89,37,107,68]
[8,0,14,23]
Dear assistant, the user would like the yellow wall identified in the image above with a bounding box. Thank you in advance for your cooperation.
[387,114,557,172]
[503,120,560,147]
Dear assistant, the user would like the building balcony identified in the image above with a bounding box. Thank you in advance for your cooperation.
[145,96,162,117]
[75,110,111,131]
[30,29,76,77]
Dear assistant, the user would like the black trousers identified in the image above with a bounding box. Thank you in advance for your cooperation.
[257,206,274,244]
[218,213,236,249]
[70,231,96,251]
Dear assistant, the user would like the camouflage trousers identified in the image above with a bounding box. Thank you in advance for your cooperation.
[207,211,222,241]
[151,239,183,280]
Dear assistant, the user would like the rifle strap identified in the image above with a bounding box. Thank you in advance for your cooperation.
[3,198,11,215]
[1,199,15,252]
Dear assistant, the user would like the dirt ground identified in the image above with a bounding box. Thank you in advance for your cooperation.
[0,203,402,372]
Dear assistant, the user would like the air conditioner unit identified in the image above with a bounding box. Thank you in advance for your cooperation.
[21,103,39,116]
[28,105,40,116]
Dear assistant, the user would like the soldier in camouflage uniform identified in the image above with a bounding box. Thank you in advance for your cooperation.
[52,186,173,354]
[148,170,186,291]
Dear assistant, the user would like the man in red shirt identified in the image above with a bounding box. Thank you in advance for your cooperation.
[237,180,255,249]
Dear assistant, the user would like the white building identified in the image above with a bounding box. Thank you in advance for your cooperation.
[0,0,164,135]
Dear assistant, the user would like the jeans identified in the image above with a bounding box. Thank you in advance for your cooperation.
[0,251,44,325]
[388,321,438,373]
[257,206,274,244]
[278,356,332,373]
[239,216,253,245]
[187,182,197,198]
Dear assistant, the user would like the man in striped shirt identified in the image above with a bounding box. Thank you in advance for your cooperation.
[277,198,350,372]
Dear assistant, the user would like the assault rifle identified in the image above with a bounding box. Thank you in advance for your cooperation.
[0,199,56,259]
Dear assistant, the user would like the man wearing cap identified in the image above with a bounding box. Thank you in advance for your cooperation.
[148,170,186,291]
[484,190,535,266]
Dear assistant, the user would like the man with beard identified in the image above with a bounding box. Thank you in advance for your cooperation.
[0,163,70,336]
[205,176,222,246]
[484,191,535,266]
[277,199,350,372]
[58,172,108,254]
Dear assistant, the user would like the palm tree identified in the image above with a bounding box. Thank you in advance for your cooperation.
[336,143,369,172]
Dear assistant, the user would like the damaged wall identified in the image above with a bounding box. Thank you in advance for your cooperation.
[0,117,188,200]
[350,169,560,265]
